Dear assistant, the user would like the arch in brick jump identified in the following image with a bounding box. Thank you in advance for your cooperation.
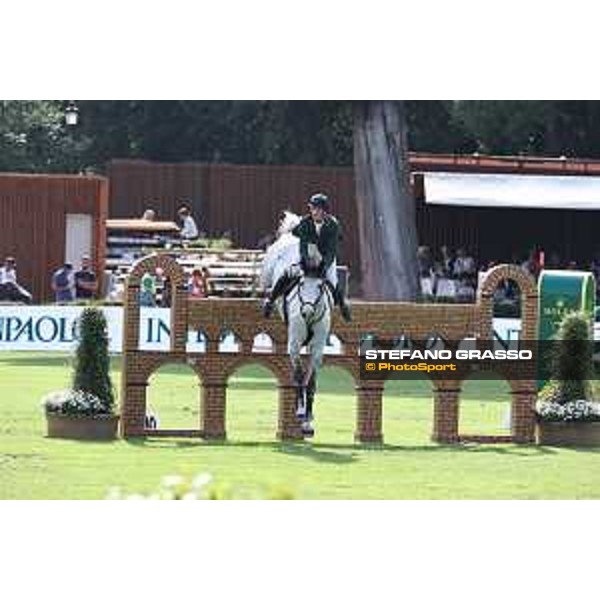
[120,255,538,444]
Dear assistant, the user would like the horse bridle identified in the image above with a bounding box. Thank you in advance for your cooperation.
[290,277,330,326]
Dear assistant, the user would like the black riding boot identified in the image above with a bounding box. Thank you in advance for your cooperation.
[263,273,293,318]
[327,282,352,322]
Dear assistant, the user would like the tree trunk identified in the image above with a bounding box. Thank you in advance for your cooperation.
[353,100,419,300]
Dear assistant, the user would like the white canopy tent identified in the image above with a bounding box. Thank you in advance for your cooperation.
[423,172,600,210]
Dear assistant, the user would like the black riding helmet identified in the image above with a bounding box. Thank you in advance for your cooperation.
[307,193,329,210]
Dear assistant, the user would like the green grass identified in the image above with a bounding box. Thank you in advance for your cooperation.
[1,352,599,499]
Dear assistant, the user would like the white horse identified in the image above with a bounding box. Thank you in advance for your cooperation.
[261,211,333,437]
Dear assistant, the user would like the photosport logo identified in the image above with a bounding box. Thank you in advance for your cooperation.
[359,337,539,381]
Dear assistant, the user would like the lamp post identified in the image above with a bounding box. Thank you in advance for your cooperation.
[65,101,79,126]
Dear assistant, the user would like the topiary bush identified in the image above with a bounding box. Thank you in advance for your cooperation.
[549,312,593,403]
[536,311,600,422]
[72,307,115,413]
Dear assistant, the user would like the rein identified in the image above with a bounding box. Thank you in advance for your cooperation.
[288,277,330,326]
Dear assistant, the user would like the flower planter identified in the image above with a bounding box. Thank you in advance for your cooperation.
[536,421,600,447]
[46,413,119,441]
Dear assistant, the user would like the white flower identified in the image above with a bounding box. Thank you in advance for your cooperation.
[105,487,123,500]
[161,475,185,489]
[191,473,213,491]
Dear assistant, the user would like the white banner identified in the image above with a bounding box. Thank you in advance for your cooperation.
[424,172,600,210]
[0,306,198,353]
[1,305,598,354]
[0,306,272,354]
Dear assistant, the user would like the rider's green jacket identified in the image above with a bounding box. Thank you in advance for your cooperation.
[292,214,341,275]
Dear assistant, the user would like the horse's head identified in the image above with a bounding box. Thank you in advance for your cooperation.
[297,275,328,322]
[277,210,301,236]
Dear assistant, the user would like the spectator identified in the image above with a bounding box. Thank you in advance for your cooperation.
[51,263,74,303]
[161,276,172,308]
[142,208,156,221]
[417,246,434,277]
[139,271,157,307]
[178,205,199,241]
[0,256,32,304]
[456,278,475,302]
[189,268,209,298]
[417,246,434,297]
[103,269,121,303]
[453,248,476,279]
[74,254,98,300]
[440,245,455,277]
[521,248,542,279]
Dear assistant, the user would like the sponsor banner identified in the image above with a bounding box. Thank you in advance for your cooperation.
[1,305,596,355]
[0,306,281,354]
[0,306,204,353]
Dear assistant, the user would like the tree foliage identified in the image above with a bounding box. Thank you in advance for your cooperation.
[4,100,600,174]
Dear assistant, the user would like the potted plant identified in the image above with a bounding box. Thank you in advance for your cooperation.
[536,311,600,446]
[43,307,119,440]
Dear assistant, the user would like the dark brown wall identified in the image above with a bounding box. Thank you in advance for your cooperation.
[108,160,359,275]
[0,173,108,302]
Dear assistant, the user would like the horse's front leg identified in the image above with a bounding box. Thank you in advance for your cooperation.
[305,370,316,422]
[290,352,307,419]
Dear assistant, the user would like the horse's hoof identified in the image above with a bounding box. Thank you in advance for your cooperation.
[301,422,314,437]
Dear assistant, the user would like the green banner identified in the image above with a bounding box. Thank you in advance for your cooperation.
[537,269,596,387]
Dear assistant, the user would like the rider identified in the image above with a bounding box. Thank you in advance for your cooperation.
[262,193,352,322]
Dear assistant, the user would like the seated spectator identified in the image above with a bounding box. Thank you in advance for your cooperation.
[161,275,172,308]
[139,270,157,307]
[74,254,98,300]
[189,267,210,298]
[435,276,457,299]
[456,279,475,303]
[453,248,476,279]
[417,246,433,277]
[142,208,156,221]
[417,246,434,297]
[51,263,74,303]
[521,248,542,279]
[0,256,32,304]
[178,205,199,241]
[439,245,455,277]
